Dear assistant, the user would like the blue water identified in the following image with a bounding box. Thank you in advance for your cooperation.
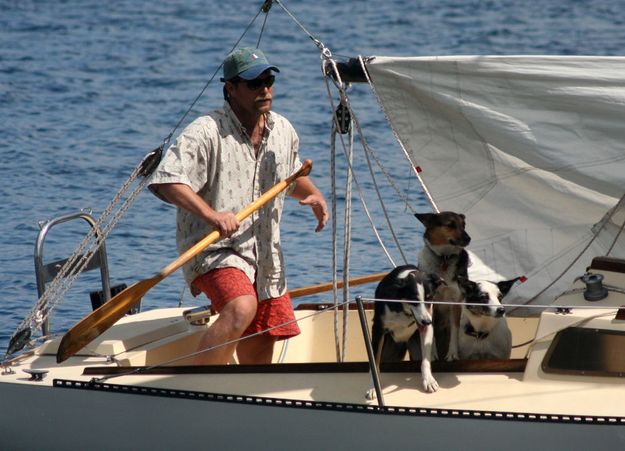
[1,0,623,352]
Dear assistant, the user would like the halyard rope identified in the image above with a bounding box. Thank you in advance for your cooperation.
[322,56,396,362]
[321,62,397,267]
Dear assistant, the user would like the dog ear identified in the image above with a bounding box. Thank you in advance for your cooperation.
[457,276,478,295]
[497,277,520,297]
[397,270,417,288]
[427,273,446,289]
[414,212,436,227]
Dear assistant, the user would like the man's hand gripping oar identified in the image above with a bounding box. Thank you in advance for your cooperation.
[56,160,313,363]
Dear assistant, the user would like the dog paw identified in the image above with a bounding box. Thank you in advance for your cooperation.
[423,375,439,393]
[365,388,377,400]
[445,344,459,361]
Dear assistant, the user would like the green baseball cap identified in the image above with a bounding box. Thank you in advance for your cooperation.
[221,47,280,81]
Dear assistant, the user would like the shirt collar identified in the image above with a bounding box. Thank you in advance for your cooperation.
[223,101,275,136]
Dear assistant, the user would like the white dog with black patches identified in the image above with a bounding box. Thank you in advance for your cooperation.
[458,278,519,360]
[367,264,444,398]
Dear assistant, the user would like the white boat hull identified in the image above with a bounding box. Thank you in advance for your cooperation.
[2,379,624,451]
[4,260,625,449]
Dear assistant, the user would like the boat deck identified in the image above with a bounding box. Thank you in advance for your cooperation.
[4,288,625,420]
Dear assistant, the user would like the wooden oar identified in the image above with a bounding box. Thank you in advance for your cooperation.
[288,272,386,299]
[56,160,313,363]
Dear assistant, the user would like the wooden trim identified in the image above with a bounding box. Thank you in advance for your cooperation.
[83,359,527,376]
[590,256,625,274]
[289,272,386,299]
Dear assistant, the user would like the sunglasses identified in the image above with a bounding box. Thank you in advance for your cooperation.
[241,75,275,90]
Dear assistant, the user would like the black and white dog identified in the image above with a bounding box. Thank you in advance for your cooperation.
[368,264,444,397]
[457,277,519,360]
[415,212,471,361]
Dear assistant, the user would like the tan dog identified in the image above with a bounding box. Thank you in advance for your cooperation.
[415,212,471,361]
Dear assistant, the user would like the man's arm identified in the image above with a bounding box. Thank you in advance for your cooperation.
[151,183,240,237]
[289,176,328,232]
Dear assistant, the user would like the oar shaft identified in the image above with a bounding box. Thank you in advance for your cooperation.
[289,272,386,299]
[159,160,312,278]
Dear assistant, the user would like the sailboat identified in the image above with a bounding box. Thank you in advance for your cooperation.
[2,1,625,449]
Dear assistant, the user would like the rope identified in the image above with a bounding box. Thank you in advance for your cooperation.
[323,57,400,362]
[358,57,439,214]
[341,124,353,362]
[323,60,410,265]
[330,120,340,361]
[342,80,409,265]
[328,66,352,362]
[321,61,396,267]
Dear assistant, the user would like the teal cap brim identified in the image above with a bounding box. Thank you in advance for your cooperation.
[237,64,280,80]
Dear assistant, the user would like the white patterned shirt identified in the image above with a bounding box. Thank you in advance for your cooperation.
[148,102,302,299]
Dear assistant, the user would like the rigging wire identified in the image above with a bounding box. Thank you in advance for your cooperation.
[335,72,409,265]
[321,60,398,267]
[273,0,327,54]
[357,56,439,214]
[6,161,151,356]
[5,2,275,357]
[330,116,340,360]
[273,2,412,359]
[330,122,349,361]
[340,125,354,362]
[327,59,353,362]
[165,5,268,145]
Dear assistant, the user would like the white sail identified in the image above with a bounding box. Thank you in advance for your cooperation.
[366,56,625,307]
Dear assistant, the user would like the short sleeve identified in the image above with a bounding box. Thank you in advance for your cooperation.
[148,118,213,202]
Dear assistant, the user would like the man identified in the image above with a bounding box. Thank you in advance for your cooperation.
[149,47,328,365]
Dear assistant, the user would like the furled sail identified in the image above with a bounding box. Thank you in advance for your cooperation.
[366,56,625,307]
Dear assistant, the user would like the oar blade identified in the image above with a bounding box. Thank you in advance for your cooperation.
[56,277,160,363]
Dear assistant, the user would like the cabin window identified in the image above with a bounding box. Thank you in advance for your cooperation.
[542,327,625,377]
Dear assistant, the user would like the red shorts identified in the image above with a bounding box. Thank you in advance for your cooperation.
[192,267,300,340]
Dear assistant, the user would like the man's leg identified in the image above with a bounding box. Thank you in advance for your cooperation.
[193,294,257,365]
[236,293,301,364]
[236,334,277,364]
